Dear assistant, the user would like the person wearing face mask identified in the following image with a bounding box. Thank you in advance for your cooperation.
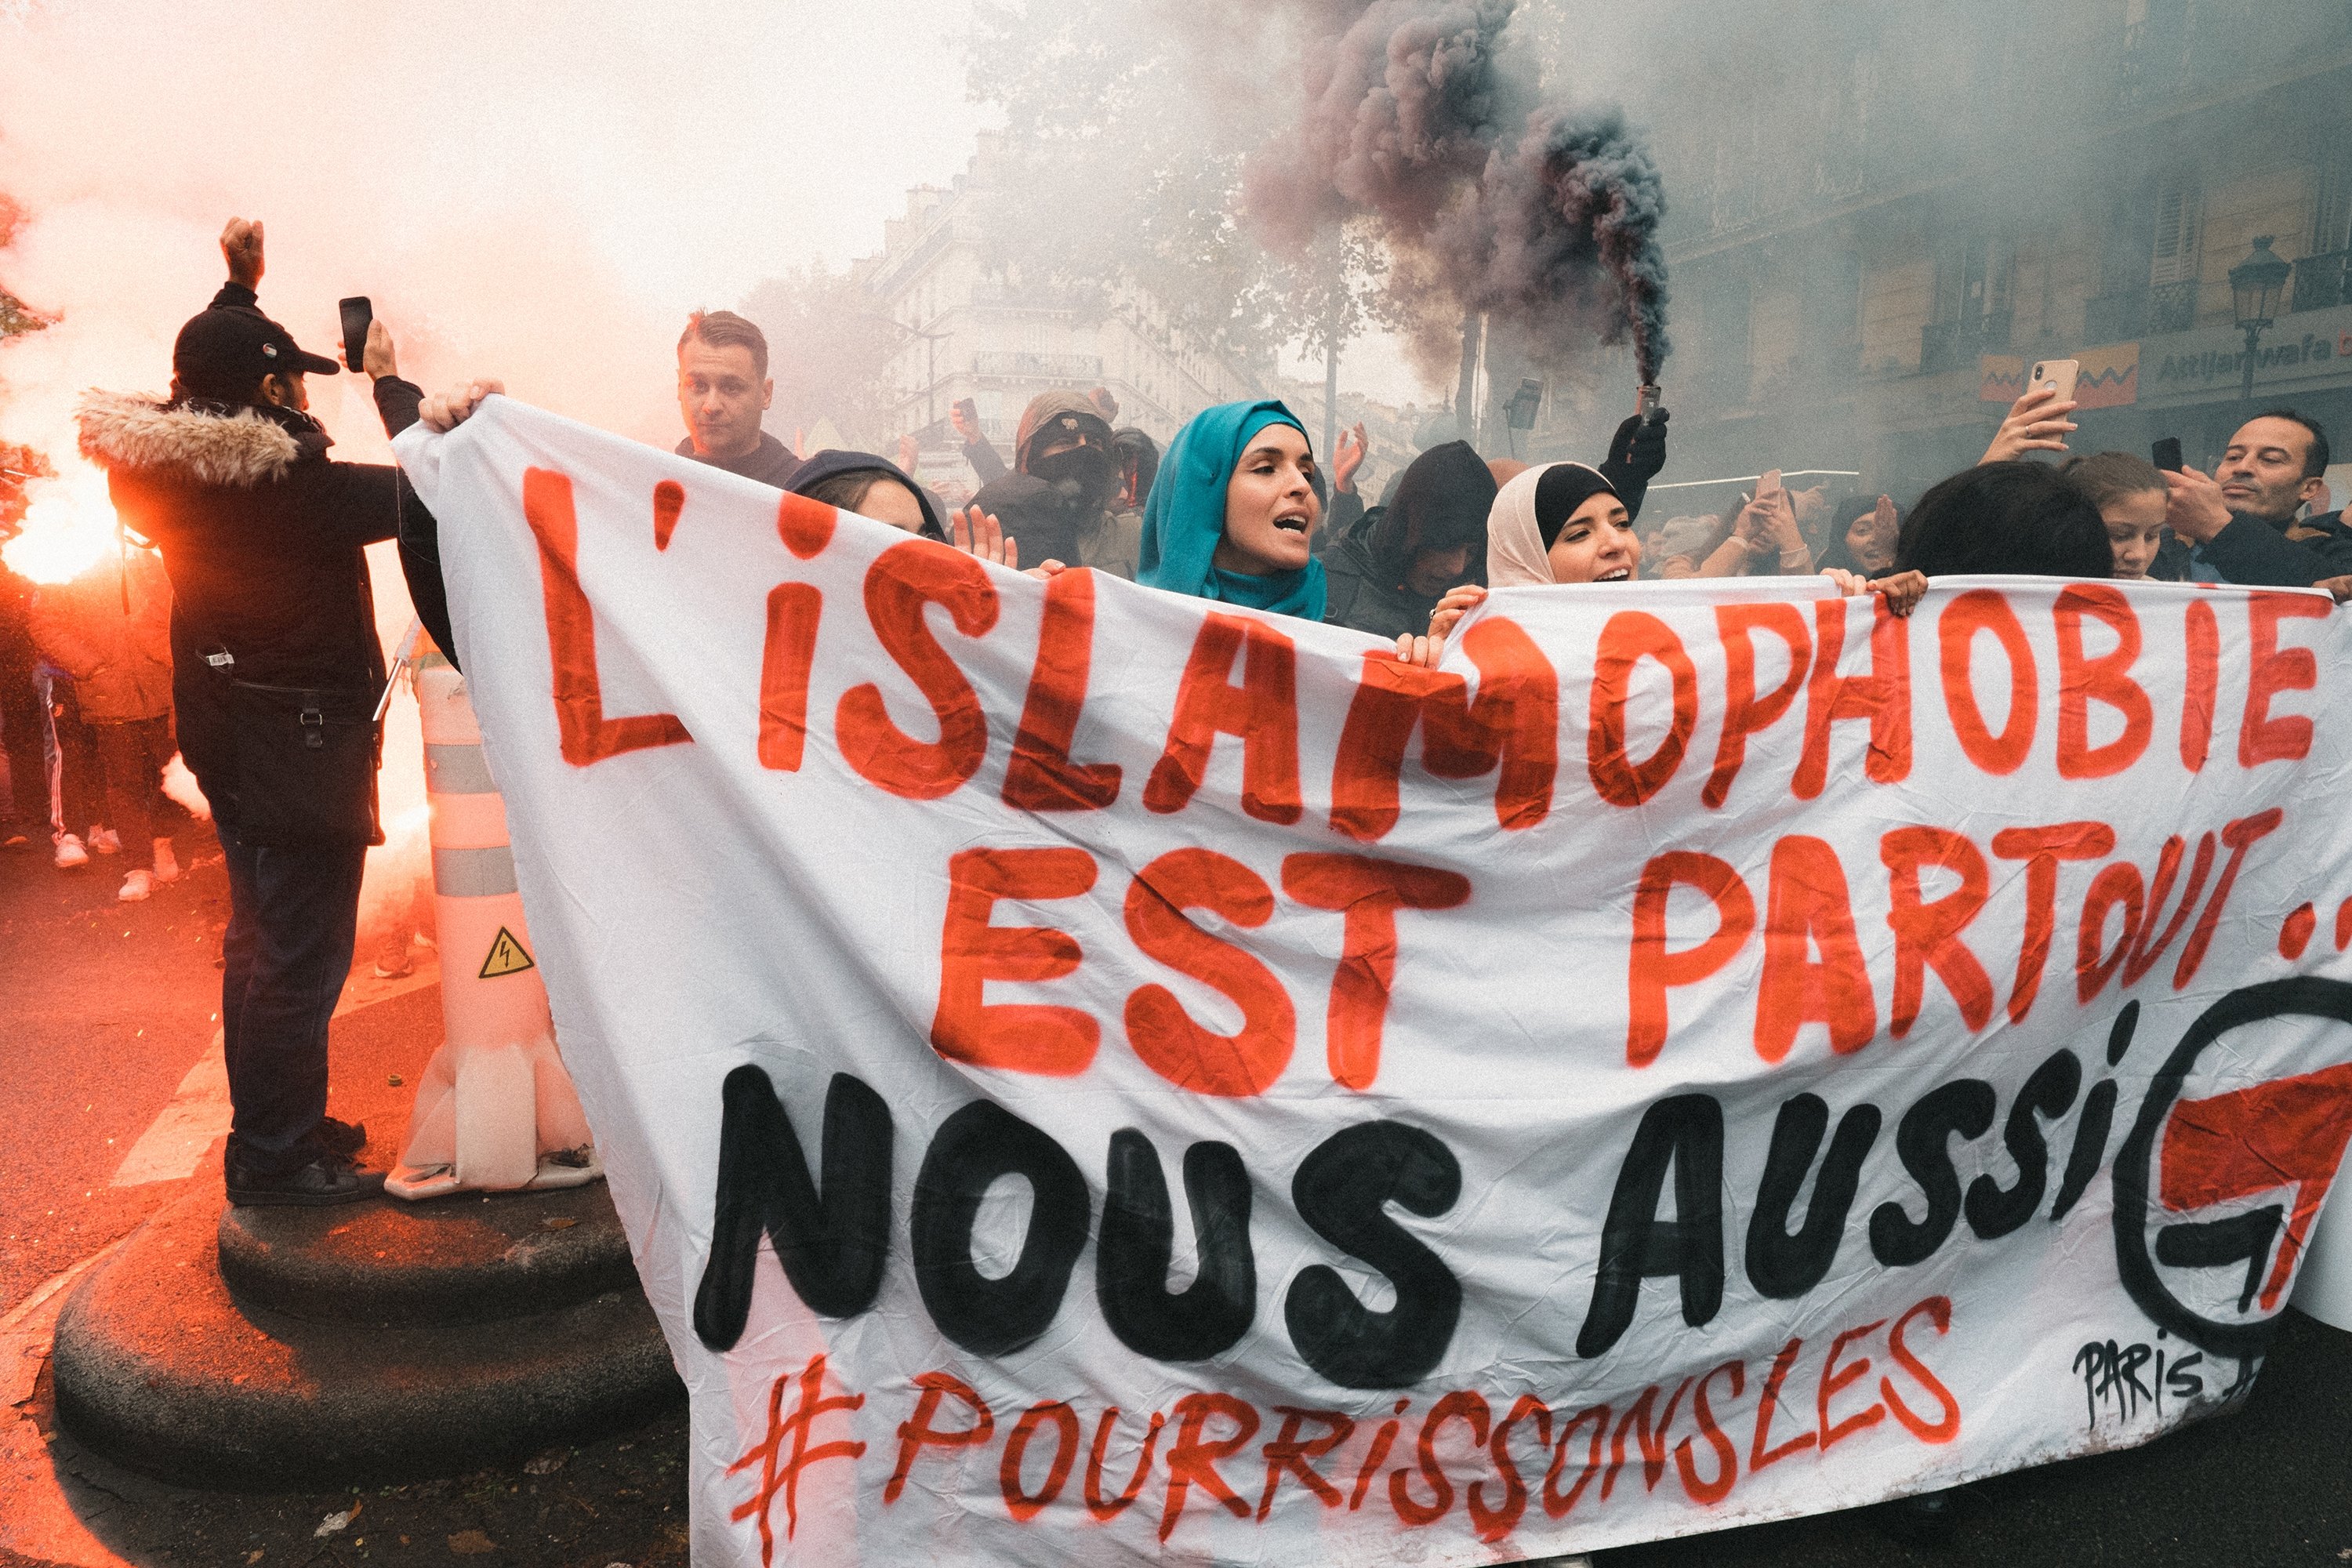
[1320,440,1495,641]
[971,393,1128,576]
[1138,398,1325,619]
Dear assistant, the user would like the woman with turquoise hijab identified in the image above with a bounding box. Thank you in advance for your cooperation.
[1138,399,1327,619]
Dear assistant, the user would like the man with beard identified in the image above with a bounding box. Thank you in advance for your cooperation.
[971,392,1132,576]
[2161,409,2352,585]
[674,310,803,488]
[1321,441,1497,641]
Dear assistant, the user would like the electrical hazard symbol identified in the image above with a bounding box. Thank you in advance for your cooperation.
[479,927,536,979]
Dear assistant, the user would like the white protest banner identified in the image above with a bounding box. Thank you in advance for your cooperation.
[398,398,2352,1566]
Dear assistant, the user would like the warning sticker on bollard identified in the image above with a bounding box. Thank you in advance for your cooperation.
[479,927,536,979]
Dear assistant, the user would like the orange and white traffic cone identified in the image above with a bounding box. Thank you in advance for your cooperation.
[387,639,600,1200]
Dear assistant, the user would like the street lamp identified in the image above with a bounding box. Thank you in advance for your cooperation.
[2229,234,2292,406]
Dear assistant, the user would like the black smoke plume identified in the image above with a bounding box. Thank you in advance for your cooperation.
[1244,0,1670,384]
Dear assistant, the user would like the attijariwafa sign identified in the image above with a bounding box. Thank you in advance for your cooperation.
[400,401,2352,1566]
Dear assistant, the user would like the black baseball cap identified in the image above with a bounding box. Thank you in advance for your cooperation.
[172,303,339,401]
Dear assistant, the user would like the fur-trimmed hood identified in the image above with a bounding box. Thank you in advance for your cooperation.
[76,389,325,488]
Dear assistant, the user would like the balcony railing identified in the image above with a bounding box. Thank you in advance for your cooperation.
[972,350,1103,381]
[1919,312,2011,375]
[2293,250,2352,314]
[2080,279,2201,343]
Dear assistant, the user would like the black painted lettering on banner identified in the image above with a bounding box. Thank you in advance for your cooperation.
[912,1101,1093,1356]
[694,1066,893,1351]
[2050,1078,2118,1223]
[1965,1050,2082,1240]
[1284,1121,1463,1388]
[1579,1094,1725,1358]
[1869,1080,1996,1266]
[1746,1094,1881,1299]
[1096,1129,1257,1361]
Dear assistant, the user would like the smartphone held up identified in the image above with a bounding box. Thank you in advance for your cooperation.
[339,296,372,374]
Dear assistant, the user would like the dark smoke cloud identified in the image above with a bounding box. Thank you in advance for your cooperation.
[1244,0,1671,384]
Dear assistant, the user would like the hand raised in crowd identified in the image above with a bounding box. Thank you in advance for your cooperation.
[947,503,1018,568]
[2161,464,2234,544]
[898,434,921,477]
[220,217,264,289]
[1755,489,1811,570]
[419,379,506,433]
[1333,423,1368,494]
[1393,583,1489,666]
[1980,385,2078,464]
[361,319,398,380]
[949,402,981,445]
[1817,566,1928,618]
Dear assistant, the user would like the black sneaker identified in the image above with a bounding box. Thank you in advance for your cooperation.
[315,1115,368,1156]
[225,1149,385,1208]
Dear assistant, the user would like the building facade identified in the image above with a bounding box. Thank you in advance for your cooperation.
[1537,0,2352,503]
[856,136,1262,488]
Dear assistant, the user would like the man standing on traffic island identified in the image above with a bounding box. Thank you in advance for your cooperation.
[674,310,802,488]
[2162,409,2352,585]
[78,219,439,1206]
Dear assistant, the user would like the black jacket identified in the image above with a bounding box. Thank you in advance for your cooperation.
[673,432,804,489]
[81,378,430,817]
[1322,441,1494,641]
[2196,508,2352,587]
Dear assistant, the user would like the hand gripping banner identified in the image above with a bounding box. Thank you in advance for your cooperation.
[398,400,2352,1566]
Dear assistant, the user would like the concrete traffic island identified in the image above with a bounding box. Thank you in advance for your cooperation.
[49,1178,681,1489]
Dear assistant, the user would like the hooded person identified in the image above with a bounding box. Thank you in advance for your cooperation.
[786,448,948,540]
[1321,440,1495,641]
[1138,399,1326,619]
[970,392,1126,575]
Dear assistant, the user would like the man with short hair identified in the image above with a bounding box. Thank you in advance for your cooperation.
[2162,409,2352,585]
[676,310,801,488]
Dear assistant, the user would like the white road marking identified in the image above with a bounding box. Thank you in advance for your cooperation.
[109,966,439,1188]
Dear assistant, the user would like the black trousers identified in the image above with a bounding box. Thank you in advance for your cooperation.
[92,716,174,863]
[0,653,45,834]
[47,677,103,837]
[218,821,367,1166]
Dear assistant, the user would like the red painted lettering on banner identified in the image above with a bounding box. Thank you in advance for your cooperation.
[1122,849,1292,1097]
[1817,1319,1887,1451]
[1588,610,1699,807]
[2076,862,2144,1004]
[1003,569,1121,811]
[1602,1377,1691,1500]
[837,542,997,799]
[1937,590,2036,775]
[884,1371,993,1504]
[1627,852,1756,1068]
[1000,1401,1081,1521]
[652,478,684,550]
[1470,1394,1549,1541]
[1673,1358,1744,1505]
[2181,599,2220,771]
[757,583,821,771]
[1349,1403,1408,1510]
[2054,585,2151,779]
[1992,822,2115,1023]
[1541,1403,1610,1519]
[776,491,837,559]
[1281,854,1472,1091]
[1083,1408,1164,1521]
[1706,602,1810,808]
[1391,1390,1490,1526]
[1160,1392,1259,1542]
[2240,593,2330,766]
[1794,596,1911,799]
[1748,1338,1816,1471]
[521,467,693,767]
[1145,613,1303,824]
[930,848,1099,1075]
[2173,808,2285,988]
[1882,827,1994,1036]
[730,1353,866,1564]
[1255,1406,1354,1520]
[1329,618,1558,840]
[1883,1297,1962,1443]
[1756,836,1877,1062]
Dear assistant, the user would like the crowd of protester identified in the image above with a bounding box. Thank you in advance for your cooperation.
[21,212,2352,1218]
